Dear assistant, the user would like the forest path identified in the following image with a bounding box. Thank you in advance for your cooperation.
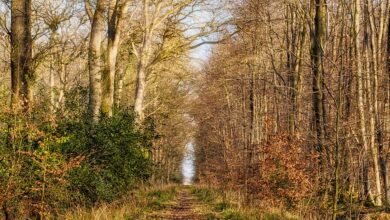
[147,187,206,220]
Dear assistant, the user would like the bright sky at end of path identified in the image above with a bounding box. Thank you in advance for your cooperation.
[182,142,195,185]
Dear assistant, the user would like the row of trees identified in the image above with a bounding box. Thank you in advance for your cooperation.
[0,0,217,217]
[5,0,214,120]
[194,0,390,218]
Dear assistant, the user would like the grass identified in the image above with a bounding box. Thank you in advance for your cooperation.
[59,184,299,220]
[262,211,298,220]
[60,184,178,220]
[192,187,218,203]
[214,202,231,212]
[145,186,177,210]
[190,185,298,220]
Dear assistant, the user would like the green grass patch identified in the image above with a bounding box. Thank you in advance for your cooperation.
[214,202,231,212]
[146,200,168,210]
[222,209,249,220]
[190,186,251,219]
[205,212,219,220]
[146,187,176,202]
[145,186,177,211]
[190,186,299,220]
[191,187,218,203]
[262,211,298,220]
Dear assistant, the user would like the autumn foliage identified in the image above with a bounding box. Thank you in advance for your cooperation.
[254,134,316,208]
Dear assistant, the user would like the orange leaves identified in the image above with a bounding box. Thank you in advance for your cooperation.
[253,134,316,208]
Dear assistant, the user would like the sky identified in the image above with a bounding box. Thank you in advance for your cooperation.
[182,142,195,185]
[183,0,232,68]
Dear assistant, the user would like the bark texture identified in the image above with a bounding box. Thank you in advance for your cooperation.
[11,0,33,111]
[87,0,106,121]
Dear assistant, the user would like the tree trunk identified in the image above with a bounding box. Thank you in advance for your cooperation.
[49,55,55,115]
[49,29,58,115]
[134,0,152,122]
[366,46,383,206]
[134,59,148,121]
[366,0,383,206]
[56,63,66,110]
[102,0,128,117]
[311,0,325,157]
[114,69,124,109]
[87,0,106,122]
[355,0,373,203]
[11,0,32,112]
[383,3,390,205]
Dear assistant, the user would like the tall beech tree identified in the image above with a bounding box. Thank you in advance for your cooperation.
[101,0,130,117]
[310,0,326,168]
[85,0,106,121]
[11,0,32,111]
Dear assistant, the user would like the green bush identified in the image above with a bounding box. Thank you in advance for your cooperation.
[0,115,79,218]
[0,108,154,218]
[60,112,152,204]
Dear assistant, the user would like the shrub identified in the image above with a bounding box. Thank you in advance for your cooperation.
[254,134,315,208]
[0,112,82,218]
[0,110,153,218]
[60,112,152,204]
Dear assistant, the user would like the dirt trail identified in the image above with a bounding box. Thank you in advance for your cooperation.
[148,188,204,220]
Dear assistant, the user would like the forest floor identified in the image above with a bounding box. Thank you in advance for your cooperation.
[62,185,298,220]
[146,187,205,219]
[62,184,390,220]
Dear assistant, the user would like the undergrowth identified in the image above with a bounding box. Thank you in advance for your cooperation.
[61,184,178,220]
[190,185,298,220]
